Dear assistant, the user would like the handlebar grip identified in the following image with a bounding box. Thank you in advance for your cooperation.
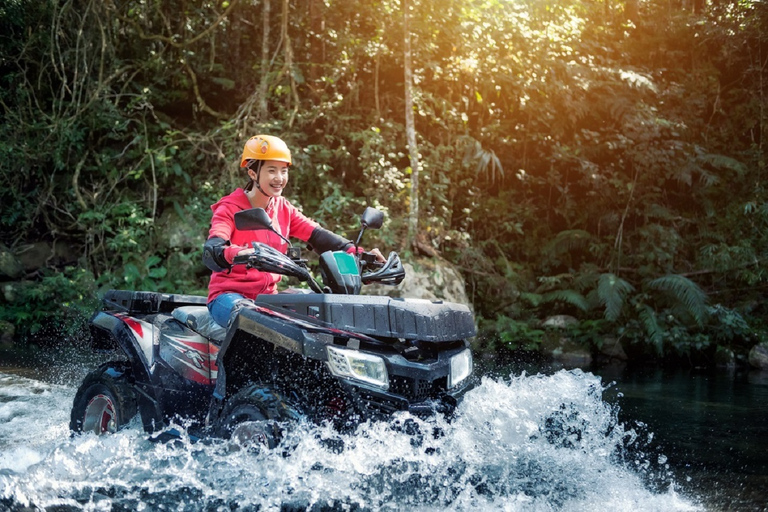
[360,251,383,269]
[232,254,251,265]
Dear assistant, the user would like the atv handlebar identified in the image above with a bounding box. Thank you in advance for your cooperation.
[359,251,383,270]
[361,251,405,286]
[231,242,404,294]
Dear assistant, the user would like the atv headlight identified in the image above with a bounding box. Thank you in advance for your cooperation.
[448,349,473,388]
[326,345,389,390]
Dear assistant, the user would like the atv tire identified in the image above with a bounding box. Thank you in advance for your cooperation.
[70,361,138,435]
[215,385,299,449]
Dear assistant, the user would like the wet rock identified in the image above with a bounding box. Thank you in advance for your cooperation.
[599,337,628,361]
[748,370,768,385]
[0,320,14,348]
[15,242,52,270]
[540,335,592,367]
[715,347,736,368]
[541,315,578,329]
[0,245,24,280]
[539,316,591,367]
[748,342,768,370]
[366,257,470,305]
[158,210,205,250]
[3,282,16,302]
[9,241,79,271]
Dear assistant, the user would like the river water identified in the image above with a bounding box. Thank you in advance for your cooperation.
[0,348,765,511]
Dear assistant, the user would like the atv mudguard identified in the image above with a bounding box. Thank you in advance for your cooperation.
[89,311,164,432]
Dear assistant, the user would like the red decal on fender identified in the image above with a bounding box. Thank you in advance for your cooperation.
[122,316,144,337]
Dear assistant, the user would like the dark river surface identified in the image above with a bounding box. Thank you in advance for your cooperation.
[1,346,766,511]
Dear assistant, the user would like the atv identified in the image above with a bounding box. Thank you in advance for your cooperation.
[70,207,476,446]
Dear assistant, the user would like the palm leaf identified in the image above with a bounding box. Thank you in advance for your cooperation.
[520,292,543,307]
[544,230,593,257]
[461,137,504,183]
[598,273,635,322]
[638,304,664,355]
[541,289,590,312]
[572,266,600,293]
[698,152,746,175]
[646,274,708,327]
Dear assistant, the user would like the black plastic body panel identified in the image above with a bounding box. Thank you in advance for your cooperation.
[104,289,206,314]
[255,294,476,341]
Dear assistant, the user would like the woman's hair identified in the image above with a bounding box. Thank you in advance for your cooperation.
[243,160,262,192]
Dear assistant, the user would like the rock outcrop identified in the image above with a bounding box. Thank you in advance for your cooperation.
[748,342,768,370]
[366,257,470,306]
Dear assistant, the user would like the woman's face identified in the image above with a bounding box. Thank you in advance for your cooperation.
[251,160,289,197]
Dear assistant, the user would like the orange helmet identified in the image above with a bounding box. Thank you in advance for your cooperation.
[240,135,292,168]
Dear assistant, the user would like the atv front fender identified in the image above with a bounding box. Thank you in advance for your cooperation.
[89,311,163,432]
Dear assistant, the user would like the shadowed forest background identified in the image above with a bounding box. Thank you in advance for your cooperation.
[1,0,767,366]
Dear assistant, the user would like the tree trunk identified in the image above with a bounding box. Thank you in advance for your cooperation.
[625,0,639,25]
[403,0,420,249]
[308,0,323,83]
[281,0,300,126]
[259,0,271,119]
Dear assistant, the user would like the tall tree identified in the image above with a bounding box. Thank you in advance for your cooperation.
[259,0,272,120]
[403,0,420,248]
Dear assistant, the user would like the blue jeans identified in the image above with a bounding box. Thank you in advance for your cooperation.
[207,292,251,327]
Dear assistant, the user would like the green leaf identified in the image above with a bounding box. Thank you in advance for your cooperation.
[698,153,746,175]
[149,266,167,278]
[646,275,708,326]
[598,273,634,322]
[211,77,235,90]
[638,304,664,355]
[520,292,543,307]
[124,263,141,280]
[541,289,589,311]
[544,230,592,256]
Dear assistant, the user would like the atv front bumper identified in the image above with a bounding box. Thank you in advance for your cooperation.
[339,377,475,419]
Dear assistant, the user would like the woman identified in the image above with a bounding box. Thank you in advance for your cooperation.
[202,134,383,327]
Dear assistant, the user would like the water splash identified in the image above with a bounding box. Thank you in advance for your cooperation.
[0,369,700,511]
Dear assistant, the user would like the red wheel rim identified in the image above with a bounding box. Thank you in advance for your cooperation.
[83,394,118,434]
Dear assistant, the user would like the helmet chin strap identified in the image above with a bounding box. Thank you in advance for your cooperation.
[254,177,271,198]
[249,161,271,198]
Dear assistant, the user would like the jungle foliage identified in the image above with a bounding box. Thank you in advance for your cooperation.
[1,0,767,363]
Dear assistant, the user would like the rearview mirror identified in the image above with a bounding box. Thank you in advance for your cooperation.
[234,208,272,231]
[234,207,293,247]
[360,207,384,230]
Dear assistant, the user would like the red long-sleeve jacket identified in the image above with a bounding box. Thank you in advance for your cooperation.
[206,189,318,303]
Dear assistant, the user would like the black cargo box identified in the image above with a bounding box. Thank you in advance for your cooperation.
[103,289,207,314]
[256,294,476,342]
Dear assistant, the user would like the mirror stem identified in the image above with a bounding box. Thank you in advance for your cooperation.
[354,226,367,268]
[354,226,367,251]
[272,228,292,248]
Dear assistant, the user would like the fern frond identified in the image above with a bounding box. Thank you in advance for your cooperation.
[461,137,504,183]
[544,230,593,257]
[520,292,543,307]
[646,274,709,326]
[541,289,589,311]
[674,163,693,186]
[598,273,635,322]
[697,168,720,187]
[585,289,601,311]
[698,153,746,175]
[638,304,664,355]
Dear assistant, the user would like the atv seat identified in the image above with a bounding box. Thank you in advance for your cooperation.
[172,306,227,343]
